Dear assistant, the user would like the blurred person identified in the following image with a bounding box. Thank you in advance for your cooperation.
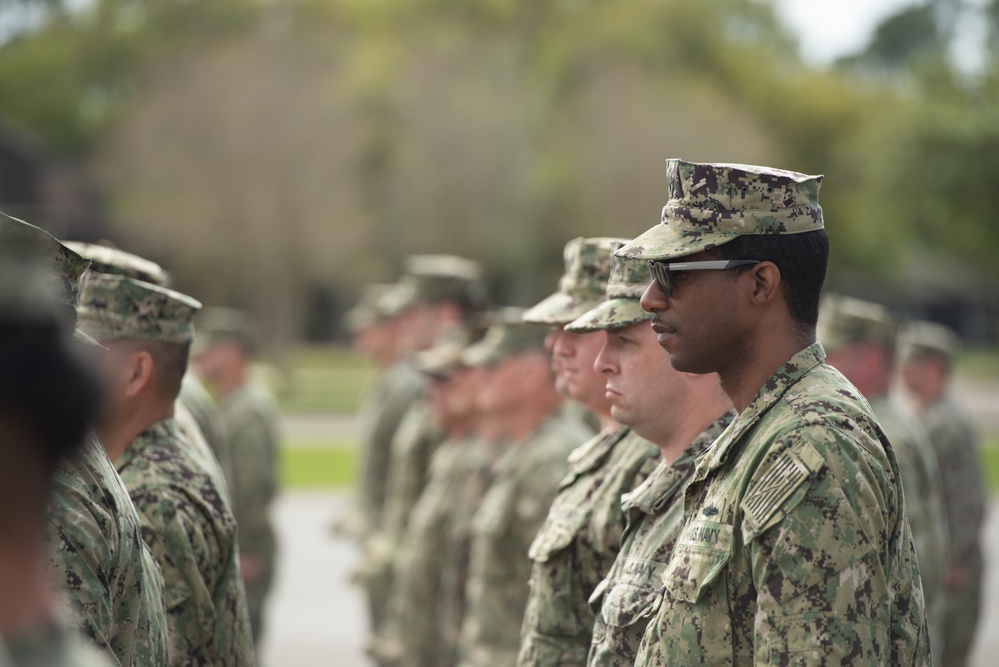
[369,331,487,667]
[193,307,279,652]
[621,160,928,664]
[0,213,169,666]
[517,240,660,666]
[346,283,397,368]
[898,320,985,666]
[355,255,489,630]
[0,258,114,666]
[565,250,735,667]
[67,241,234,505]
[819,294,948,664]
[79,276,255,666]
[455,309,591,667]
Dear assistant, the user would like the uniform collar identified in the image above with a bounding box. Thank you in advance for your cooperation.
[693,342,825,477]
[623,411,734,516]
[116,417,179,473]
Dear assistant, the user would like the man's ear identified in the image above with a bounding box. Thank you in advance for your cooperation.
[124,349,155,399]
[746,261,781,306]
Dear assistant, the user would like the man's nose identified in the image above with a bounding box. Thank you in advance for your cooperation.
[639,280,667,313]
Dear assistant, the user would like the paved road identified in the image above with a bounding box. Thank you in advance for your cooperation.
[261,491,999,667]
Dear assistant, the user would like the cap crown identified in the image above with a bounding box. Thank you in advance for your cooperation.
[66,242,170,286]
[78,273,201,344]
[817,294,897,352]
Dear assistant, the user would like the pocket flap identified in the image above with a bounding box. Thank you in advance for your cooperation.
[661,520,733,604]
[527,519,578,562]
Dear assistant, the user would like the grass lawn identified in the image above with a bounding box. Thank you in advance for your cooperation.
[955,348,999,382]
[981,434,999,492]
[282,443,356,489]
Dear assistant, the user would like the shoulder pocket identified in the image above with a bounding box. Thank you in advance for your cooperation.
[661,519,733,604]
[527,518,578,563]
[740,442,825,544]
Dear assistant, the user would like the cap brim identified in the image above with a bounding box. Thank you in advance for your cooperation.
[522,292,604,326]
[73,328,107,351]
[461,341,502,367]
[616,225,738,262]
[565,299,652,333]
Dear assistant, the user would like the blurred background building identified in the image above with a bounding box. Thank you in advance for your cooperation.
[1,0,998,350]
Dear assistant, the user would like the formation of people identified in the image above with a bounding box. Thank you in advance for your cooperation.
[0,214,281,665]
[340,159,986,667]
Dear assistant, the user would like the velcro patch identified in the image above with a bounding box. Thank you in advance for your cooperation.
[742,443,824,536]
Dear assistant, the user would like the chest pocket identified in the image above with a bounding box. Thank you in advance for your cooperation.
[599,557,668,628]
[527,503,592,564]
[661,519,733,604]
[473,482,515,537]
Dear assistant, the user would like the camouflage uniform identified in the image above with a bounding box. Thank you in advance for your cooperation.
[818,295,948,662]
[616,160,929,665]
[900,322,986,666]
[77,273,256,666]
[457,410,591,667]
[556,248,732,667]
[1,215,168,667]
[374,437,487,667]
[517,428,660,666]
[585,416,732,667]
[357,397,445,644]
[66,241,235,502]
[217,378,281,644]
[437,438,510,667]
[1,622,116,667]
[178,373,234,495]
[518,238,661,667]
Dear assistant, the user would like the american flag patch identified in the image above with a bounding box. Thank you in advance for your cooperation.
[742,443,823,534]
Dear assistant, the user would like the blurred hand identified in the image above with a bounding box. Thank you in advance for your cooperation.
[945,565,972,590]
[240,554,264,586]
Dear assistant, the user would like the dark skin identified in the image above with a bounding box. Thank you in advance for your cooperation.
[638,248,815,413]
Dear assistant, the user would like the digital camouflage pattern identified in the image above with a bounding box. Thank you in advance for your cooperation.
[456,410,592,667]
[0,214,169,666]
[356,398,445,638]
[371,437,487,667]
[587,413,733,667]
[918,397,985,666]
[116,417,255,666]
[633,344,930,666]
[356,361,426,539]
[0,212,90,308]
[178,374,234,500]
[64,242,171,287]
[47,433,169,667]
[872,398,948,665]
[437,439,511,667]
[397,254,488,307]
[174,400,233,507]
[517,427,660,667]
[1,620,116,667]
[522,238,623,325]
[218,379,280,645]
[76,273,201,345]
[566,244,653,333]
[616,160,824,262]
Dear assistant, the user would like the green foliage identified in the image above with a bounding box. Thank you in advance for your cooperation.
[282,444,356,488]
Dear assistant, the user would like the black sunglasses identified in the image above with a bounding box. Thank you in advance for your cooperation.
[647,260,760,297]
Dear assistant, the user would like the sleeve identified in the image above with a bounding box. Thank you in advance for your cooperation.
[742,428,930,666]
[135,489,222,665]
[229,409,279,555]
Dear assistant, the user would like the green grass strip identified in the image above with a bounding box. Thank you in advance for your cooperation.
[282,444,356,489]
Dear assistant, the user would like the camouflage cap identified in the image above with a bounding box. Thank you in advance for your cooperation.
[898,320,958,364]
[195,307,258,354]
[65,241,171,287]
[414,327,477,377]
[616,159,824,262]
[405,254,488,307]
[0,211,90,308]
[346,283,393,333]
[817,294,897,353]
[522,237,624,325]
[77,273,202,344]
[566,242,653,333]
[461,307,547,367]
